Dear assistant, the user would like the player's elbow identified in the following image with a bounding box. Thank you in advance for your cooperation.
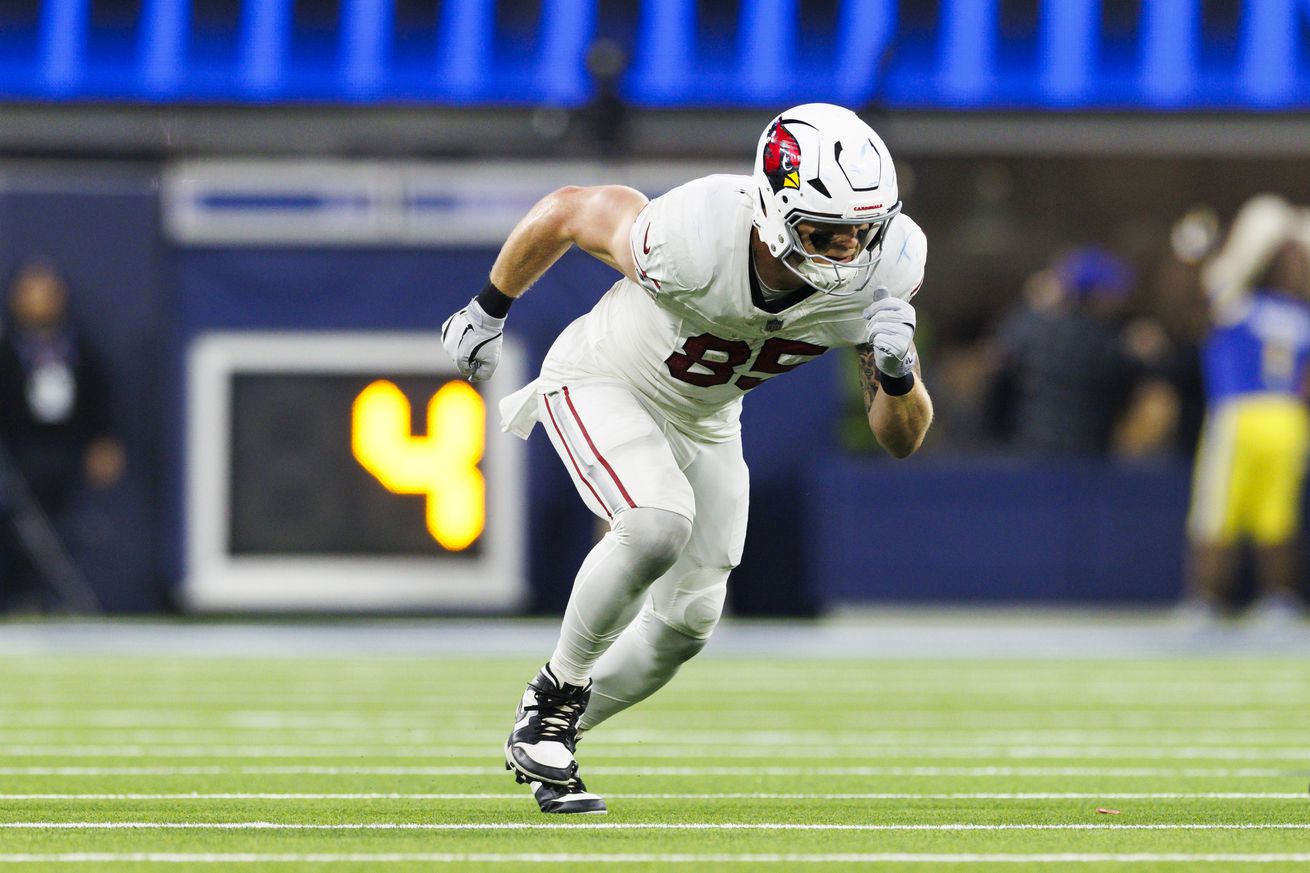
[547,185,616,245]
[549,185,588,206]
[876,433,925,460]
[536,187,585,238]
[869,401,933,459]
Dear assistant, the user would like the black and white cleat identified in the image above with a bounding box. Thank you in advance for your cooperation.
[527,775,608,815]
[505,664,591,785]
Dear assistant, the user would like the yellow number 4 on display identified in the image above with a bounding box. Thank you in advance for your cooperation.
[351,379,486,550]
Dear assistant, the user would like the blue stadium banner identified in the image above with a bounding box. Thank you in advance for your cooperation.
[0,1,1307,109]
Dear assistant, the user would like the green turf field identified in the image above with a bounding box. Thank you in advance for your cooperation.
[0,651,1307,871]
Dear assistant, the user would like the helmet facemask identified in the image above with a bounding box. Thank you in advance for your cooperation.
[781,204,901,297]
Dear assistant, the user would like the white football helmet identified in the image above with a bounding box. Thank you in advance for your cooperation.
[752,103,901,296]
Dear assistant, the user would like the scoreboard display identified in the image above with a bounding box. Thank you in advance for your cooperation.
[184,332,525,612]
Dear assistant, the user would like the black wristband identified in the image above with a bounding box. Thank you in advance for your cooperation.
[475,281,515,319]
[876,370,916,397]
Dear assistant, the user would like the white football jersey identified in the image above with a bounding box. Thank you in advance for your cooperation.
[518,174,926,442]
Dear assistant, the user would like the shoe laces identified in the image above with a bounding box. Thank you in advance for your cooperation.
[524,682,586,751]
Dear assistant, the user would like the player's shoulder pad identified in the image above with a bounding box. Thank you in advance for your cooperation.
[629,175,743,295]
[877,213,927,301]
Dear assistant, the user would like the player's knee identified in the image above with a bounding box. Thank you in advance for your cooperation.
[612,507,692,578]
[642,609,711,664]
[657,576,728,640]
[678,588,726,639]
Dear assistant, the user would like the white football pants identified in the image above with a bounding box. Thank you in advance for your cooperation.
[537,382,749,730]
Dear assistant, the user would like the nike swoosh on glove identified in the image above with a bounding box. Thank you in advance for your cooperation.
[441,298,505,383]
[862,292,917,379]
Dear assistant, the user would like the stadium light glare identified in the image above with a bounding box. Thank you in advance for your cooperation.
[39,0,87,91]
[340,0,392,94]
[240,0,290,94]
[139,0,188,94]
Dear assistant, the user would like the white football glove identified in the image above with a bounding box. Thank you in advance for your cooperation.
[862,293,917,379]
[441,298,505,383]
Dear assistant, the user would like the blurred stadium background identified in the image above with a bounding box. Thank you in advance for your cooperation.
[2,0,1310,621]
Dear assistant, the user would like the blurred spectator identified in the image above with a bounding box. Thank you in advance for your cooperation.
[1182,195,1310,625]
[1140,207,1219,459]
[578,38,629,156]
[984,247,1177,457]
[0,260,124,611]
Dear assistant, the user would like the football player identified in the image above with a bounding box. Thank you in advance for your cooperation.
[1185,194,1310,624]
[441,103,932,813]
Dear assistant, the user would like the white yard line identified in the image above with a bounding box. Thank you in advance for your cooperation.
[0,853,1309,865]
[0,709,1302,727]
[2,729,1309,744]
[2,822,1309,831]
[2,744,1308,760]
[0,792,1302,801]
[4,702,1308,715]
[1,695,1304,707]
[0,765,1296,777]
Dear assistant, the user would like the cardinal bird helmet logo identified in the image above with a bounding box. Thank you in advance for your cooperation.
[761,120,801,193]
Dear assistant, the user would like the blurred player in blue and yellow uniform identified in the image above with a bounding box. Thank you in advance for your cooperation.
[1185,195,1310,622]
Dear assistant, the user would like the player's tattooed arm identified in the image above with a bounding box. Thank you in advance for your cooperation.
[856,342,880,413]
[856,342,933,458]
